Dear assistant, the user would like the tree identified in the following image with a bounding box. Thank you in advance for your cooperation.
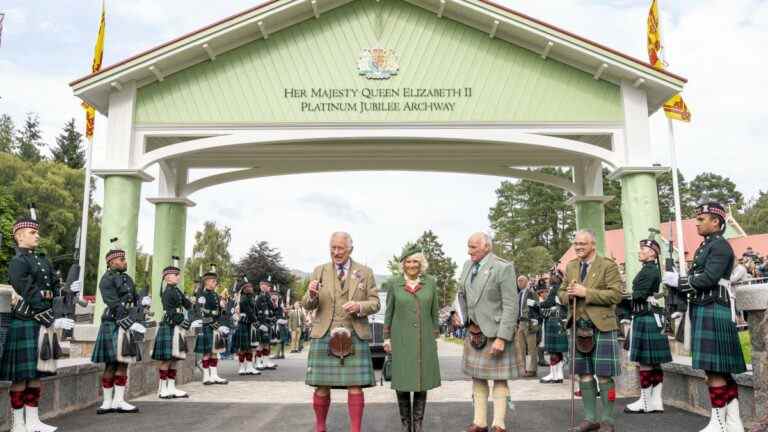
[290,277,309,305]
[389,231,459,308]
[741,191,768,235]
[184,221,235,294]
[51,118,85,169]
[15,113,45,162]
[602,168,622,230]
[236,240,295,300]
[511,245,553,277]
[0,114,15,154]
[489,168,576,262]
[656,169,694,221]
[688,172,744,210]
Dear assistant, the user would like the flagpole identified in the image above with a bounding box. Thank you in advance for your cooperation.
[76,135,94,300]
[667,118,687,276]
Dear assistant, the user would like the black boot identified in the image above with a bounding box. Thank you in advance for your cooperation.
[412,391,427,432]
[396,391,412,432]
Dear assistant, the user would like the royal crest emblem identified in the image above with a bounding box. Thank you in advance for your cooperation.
[357,48,399,80]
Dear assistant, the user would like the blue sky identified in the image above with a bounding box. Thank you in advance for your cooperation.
[1,0,766,274]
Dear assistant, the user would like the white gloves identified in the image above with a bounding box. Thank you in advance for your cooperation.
[383,339,391,353]
[526,299,536,307]
[53,318,75,330]
[530,319,539,327]
[620,318,631,325]
[141,296,152,306]
[259,324,269,332]
[219,326,230,335]
[129,322,147,334]
[277,319,288,325]
[646,296,660,307]
[69,281,82,293]
[190,320,203,328]
[197,297,206,305]
[663,271,679,287]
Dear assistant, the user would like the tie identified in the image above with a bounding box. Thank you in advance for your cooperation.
[580,262,588,283]
[337,264,346,281]
[470,262,480,283]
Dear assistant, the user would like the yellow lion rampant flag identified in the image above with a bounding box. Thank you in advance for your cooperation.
[84,2,106,139]
[648,0,691,122]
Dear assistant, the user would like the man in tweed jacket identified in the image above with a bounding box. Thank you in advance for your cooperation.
[455,232,518,432]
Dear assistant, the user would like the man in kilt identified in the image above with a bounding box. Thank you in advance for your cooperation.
[624,238,672,414]
[558,229,622,432]
[454,232,518,432]
[664,202,746,431]
[194,265,229,385]
[254,279,277,370]
[540,269,568,384]
[1,206,76,432]
[151,257,193,398]
[301,232,380,432]
[232,279,260,376]
[91,238,149,414]
[271,293,290,360]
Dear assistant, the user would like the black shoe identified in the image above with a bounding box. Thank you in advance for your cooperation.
[412,391,427,432]
[96,408,113,415]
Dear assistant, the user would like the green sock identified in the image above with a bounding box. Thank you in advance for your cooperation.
[579,380,598,422]
[598,379,616,424]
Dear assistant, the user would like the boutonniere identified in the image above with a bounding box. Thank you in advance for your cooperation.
[352,270,362,281]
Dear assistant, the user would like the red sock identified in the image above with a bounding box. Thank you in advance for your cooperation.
[238,353,245,363]
[23,387,41,407]
[348,392,365,432]
[115,375,128,387]
[209,358,218,368]
[549,353,562,366]
[652,369,664,386]
[159,370,169,380]
[201,358,210,369]
[639,370,653,389]
[168,369,177,380]
[10,390,25,410]
[709,385,729,408]
[725,383,739,404]
[245,352,253,362]
[313,392,331,432]
[101,376,115,389]
[262,346,271,356]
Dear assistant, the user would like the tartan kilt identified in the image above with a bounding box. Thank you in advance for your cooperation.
[91,320,119,364]
[629,314,672,365]
[691,302,747,374]
[231,321,252,353]
[462,336,518,380]
[543,317,569,353]
[195,326,214,354]
[305,332,375,389]
[0,318,51,382]
[151,323,178,361]
[573,328,621,377]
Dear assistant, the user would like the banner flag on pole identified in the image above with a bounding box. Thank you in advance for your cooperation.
[0,13,6,48]
[84,2,106,139]
[647,0,692,122]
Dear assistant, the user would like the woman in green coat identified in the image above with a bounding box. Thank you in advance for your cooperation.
[384,245,441,432]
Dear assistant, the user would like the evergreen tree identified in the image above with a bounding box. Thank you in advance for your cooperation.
[0,114,15,154]
[688,172,744,210]
[15,113,45,162]
[184,221,235,294]
[236,241,295,300]
[51,118,85,169]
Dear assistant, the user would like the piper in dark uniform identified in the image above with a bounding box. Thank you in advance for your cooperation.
[271,293,290,360]
[232,278,260,375]
[91,237,149,415]
[1,205,75,432]
[624,238,672,414]
[194,264,229,385]
[664,202,746,432]
[151,256,192,399]
[539,269,568,384]
[254,279,277,370]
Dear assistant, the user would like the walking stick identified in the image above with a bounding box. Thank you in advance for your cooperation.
[569,293,577,432]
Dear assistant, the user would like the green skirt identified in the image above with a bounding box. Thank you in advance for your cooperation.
[195,326,214,354]
[691,302,746,374]
[91,320,119,364]
[306,332,375,389]
[151,323,176,361]
[543,317,569,353]
[629,314,672,365]
[0,318,52,382]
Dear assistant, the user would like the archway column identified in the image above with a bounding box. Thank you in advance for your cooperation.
[93,170,154,325]
[609,167,666,286]
[147,197,195,317]
[568,196,613,256]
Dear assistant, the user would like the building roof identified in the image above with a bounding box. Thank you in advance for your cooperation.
[70,0,686,114]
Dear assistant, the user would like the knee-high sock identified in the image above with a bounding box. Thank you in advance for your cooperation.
[472,379,489,427]
[348,392,364,432]
[579,379,598,422]
[597,378,617,424]
[312,392,330,432]
[491,381,509,428]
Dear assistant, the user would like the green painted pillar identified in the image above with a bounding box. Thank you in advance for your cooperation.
[148,199,191,317]
[94,175,143,324]
[615,170,663,288]
[570,196,611,256]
